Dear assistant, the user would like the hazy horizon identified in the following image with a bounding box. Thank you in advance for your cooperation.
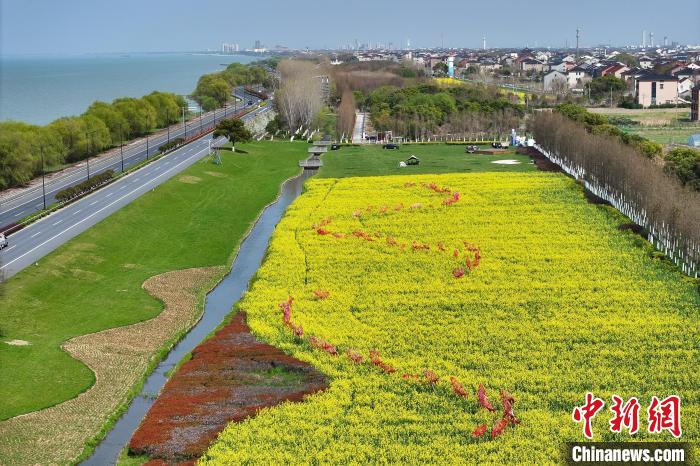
[2,0,699,55]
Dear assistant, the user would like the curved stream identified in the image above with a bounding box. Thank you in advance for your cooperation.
[83,169,315,465]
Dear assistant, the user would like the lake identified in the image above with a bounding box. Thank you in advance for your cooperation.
[0,53,257,125]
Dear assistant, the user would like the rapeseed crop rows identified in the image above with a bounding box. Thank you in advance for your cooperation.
[202,173,699,465]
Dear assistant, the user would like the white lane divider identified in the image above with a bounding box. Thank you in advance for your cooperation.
[53,220,63,226]
[0,144,213,271]
[30,231,41,238]
[89,201,98,206]
[73,209,82,215]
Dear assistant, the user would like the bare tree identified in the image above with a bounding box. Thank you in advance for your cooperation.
[531,111,700,277]
[276,60,323,132]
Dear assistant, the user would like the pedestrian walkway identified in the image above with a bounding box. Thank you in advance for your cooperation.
[352,112,366,144]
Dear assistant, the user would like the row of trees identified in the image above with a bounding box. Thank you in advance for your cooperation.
[555,104,664,158]
[192,63,271,111]
[531,111,700,277]
[275,60,323,132]
[0,91,186,190]
[364,83,524,139]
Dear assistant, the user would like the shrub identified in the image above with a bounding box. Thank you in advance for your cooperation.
[55,170,114,203]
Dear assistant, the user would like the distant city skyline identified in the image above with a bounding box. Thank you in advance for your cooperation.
[1,0,700,55]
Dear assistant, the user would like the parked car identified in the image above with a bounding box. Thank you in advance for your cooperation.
[330,144,340,150]
[383,143,400,149]
[491,142,504,149]
[465,145,478,153]
[0,233,7,250]
[247,100,254,106]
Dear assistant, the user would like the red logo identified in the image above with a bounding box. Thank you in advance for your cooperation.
[572,392,605,439]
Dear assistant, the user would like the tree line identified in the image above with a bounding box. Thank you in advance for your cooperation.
[0,91,187,190]
[531,111,699,277]
[364,83,524,140]
[555,103,699,188]
[192,62,272,111]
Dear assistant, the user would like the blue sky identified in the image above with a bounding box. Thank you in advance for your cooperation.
[1,0,699,54]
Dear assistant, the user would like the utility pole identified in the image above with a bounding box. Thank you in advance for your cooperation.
[182,107,187,141]
[166,109,170,145]
[119,125,124,173]
[199,110,203,133]
[40,146,47,209]
[575,28,580,60]
[146,134,149,160]
[85,130,95,181]
[181,106,186,139]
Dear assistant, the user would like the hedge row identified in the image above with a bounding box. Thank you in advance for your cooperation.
[55,170,114,203]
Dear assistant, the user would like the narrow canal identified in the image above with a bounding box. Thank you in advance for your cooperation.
[83,169,316,465]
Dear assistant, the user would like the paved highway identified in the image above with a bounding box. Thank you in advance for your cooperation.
[0,97,272,280]
[0,88,262,228]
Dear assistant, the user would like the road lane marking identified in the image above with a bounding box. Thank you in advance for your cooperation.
[53,220,63,226]
[105,192,113,197]
[0,143,214,272]
[89,201,98,206]
[73,210,82,215]
[6,245,16,251]
[30,231,41,238]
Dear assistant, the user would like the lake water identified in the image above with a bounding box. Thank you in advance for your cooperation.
[0,53,257,125]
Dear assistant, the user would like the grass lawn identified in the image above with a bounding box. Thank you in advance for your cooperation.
[0,140,307,420]
[318,144,535,178]
[621,126,700,145]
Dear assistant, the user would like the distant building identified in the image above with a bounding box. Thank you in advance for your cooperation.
[691,85,700,121]
[689,134,700,147]
[567,66,592,89]
[635,74,678,107]
[543,70,568,91]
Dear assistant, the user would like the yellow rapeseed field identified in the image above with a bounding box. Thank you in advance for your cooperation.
[202,173,699,465]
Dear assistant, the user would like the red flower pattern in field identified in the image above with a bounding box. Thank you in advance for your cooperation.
[491,418,509,439]
[278,296,520,442]
[500,389,521,425]
[453,267,466,278]
[478,384,497,412]
[346,349,364,364]
[308,336,338,356]
[313,289,330,300]
[424,369,439,385]
[316,228,330,235]
[450,377,469,399]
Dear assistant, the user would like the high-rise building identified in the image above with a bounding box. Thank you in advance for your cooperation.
[255,39,261,49]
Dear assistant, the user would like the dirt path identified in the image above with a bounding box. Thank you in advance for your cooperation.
[128,311,328,465]
[0,267,222,465]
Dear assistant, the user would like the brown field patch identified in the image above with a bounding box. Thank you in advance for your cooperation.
[178,176,202,184]
[0,267,223,465]
[203,171,226,178]
[127,311,328,465]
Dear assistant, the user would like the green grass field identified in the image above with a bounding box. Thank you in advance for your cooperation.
[318,144,535,178]
[620,126,700,145]
[0,141,307,420]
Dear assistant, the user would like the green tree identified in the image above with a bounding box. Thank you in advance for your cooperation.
[0,122,36,188]
[112,97,157,137]
[84,101,129,142]
[614,53,639,67]
[143,91,181,128]
[589,76,627,101]
[50,116,88,162]
[665,147,700,188]
[433,62,449,76]
[193,74,231,108]
[212,118,252,152]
